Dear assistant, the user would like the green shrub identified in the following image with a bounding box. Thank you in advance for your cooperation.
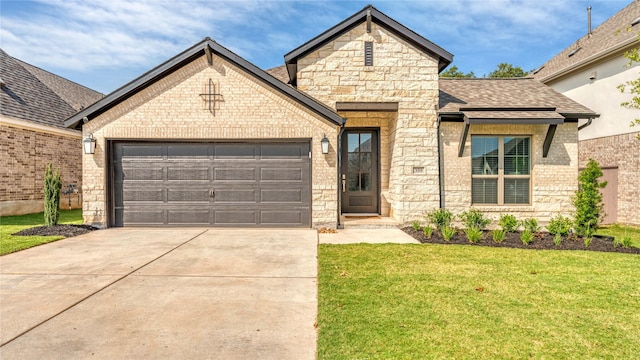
[520,229,533,245]
[614,236,632,249]
[464,227,483,243]
[442,226,456,241]
[498,214,518,232]
[584,237,592,247]
[459,209,491,230]
[573,159,607,237]
[422,225,433,238]
[43,163,62,227]
[547,214,573,236]
[553,233,563,247]
[426,209,453,231]
[411,220,421,231]
[520,218,540,233]
[491,228,506,243]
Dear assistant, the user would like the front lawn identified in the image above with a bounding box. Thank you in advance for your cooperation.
[318,244,640,359]
[0,209,83,255]
[597,224,640,248]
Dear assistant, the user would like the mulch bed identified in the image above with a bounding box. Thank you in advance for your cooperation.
[402,227,640,254]
[13,224,98,238]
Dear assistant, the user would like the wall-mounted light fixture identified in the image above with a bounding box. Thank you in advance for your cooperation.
[83,134,96,154]
[321,135,330,154]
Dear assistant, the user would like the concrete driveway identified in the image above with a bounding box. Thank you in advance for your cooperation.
[0,228,318,359]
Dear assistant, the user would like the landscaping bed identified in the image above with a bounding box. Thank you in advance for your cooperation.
[402,227,640,254]
[13,224,98,238]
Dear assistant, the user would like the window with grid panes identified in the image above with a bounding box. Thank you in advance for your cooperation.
[471,136,530,205]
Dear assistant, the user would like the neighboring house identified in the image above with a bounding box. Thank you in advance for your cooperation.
[0,49,103,216]
[65,5,596,228]
[533,1,640,225]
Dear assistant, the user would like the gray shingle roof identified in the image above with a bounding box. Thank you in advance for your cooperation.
[265,65,290,84]
[0,49,103,129]
[533,1,640,82]
[439,78,597,118]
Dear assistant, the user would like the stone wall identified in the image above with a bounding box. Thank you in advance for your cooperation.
[82,55,338,228]
[578,132,640,225]
[440,122,579,223]
[296,22,440,222]
[0,124,82,215]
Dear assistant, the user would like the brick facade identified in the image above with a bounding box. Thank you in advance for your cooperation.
[441,122,579,223]
[297,22,440,221]
[578,132,640,225]
[82,56,338,228]
[0,124,82,215]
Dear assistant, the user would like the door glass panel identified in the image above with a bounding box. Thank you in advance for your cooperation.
[361,153,371,172]
[361,173,371,191]
[348,133,360,153]
[360,133,372,152]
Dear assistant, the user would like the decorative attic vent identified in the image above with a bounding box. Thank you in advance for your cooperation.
[364,41,373,66]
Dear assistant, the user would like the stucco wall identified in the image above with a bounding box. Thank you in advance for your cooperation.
[0,122,82,216]
[578,132,640,225]
[548,55,639,141]
[296,22,440,221]
[82,55,339,228]
[440,122,579,223]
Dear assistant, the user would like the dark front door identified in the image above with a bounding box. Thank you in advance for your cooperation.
[341,129,379,213]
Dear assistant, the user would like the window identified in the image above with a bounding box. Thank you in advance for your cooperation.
[471,136,530,205]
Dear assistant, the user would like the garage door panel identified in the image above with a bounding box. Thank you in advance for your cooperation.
[213,168,256,181]
[167,167,209,181]
[215,144,257,159]
[261,143,307,159]
[123,167,164,181]
[167,210,211,225]
[124,209,164,225]
[167,189,211,203]
[215,210,258,225]
[113,142,311,227]
[167,144,210,158]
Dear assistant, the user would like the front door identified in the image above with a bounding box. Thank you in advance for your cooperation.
[341,129,379,213]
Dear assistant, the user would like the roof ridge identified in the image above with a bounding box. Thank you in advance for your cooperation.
[14,57,103,97]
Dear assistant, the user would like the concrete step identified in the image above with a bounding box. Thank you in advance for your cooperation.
[339,215,402,229]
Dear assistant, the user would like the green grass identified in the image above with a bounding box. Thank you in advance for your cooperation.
[318,244,640,359]
[597,224,640,248]
[0,209,83,255]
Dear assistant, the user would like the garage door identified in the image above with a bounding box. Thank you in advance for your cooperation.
[111,142,311,227]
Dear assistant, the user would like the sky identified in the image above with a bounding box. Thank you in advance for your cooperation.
[0,0,632,94]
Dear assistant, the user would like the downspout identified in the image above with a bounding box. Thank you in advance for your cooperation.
[578,117,593,131]
[437,115,444,209]
[336,123,346,229]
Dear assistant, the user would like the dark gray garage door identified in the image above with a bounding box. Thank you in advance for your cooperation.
[111,142,311,227]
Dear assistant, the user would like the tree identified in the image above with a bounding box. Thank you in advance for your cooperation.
[616,29,640,140]
[43,162,62,226]
[440,65,476,78]
[487,63,528,78]
[573,159,607,237]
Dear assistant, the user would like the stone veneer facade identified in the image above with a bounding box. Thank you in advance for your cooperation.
[0,123,82,215]
[578,132,640,225]
[296,22,440,221]
[440,122,579,223]
[81,56,338,228]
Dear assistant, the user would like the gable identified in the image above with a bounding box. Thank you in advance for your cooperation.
[65,38,345,129]
[284,4,453,85]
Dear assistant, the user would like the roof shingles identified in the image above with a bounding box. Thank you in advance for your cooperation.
[0,49,103,129]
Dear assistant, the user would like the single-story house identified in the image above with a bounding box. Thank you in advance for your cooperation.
[65,5,597,228]
[533,0,640,225]
[0,49,103,216]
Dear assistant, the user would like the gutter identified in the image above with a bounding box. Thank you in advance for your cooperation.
[336,123,346,229]
[578,117,594,131]
[437,115,444,209]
